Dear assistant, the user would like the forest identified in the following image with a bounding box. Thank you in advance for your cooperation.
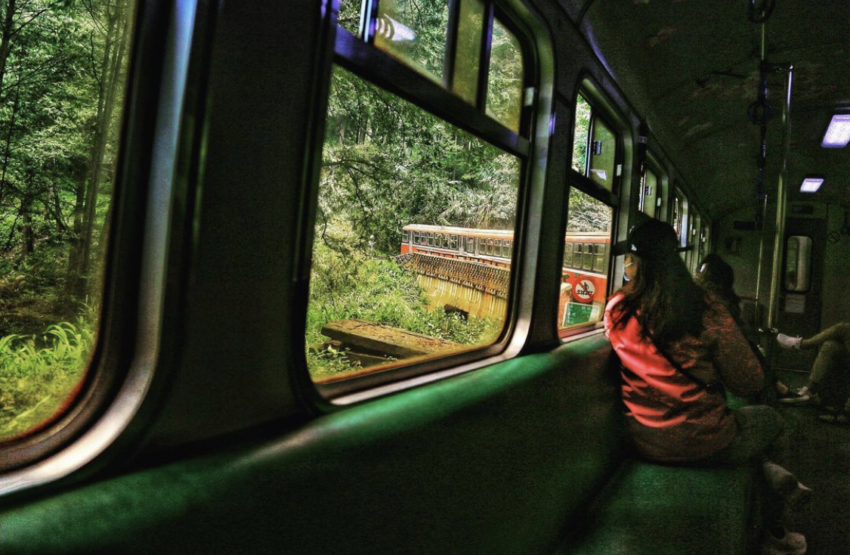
[0,0,133,441]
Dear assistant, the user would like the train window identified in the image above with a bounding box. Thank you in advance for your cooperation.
[785,236,813,292]
[307,63,522,382]
[583,243,593,270]
[592,244,607,274]
[563,242,574,267]
[690,211,701,272]
[672,190,686,247]
[374,0,451,84]
[450,235,459,250]
[559,188,613,332]
[697,223,707,266]
[338,0,362,36]
[641,167,658,218]
[486,18,524,132]
[0,0,137,442]
[452,0,485,104]
[589,118,617,191]
[571,94,619,192]
[571,95,591,173]
[466,236,475,253]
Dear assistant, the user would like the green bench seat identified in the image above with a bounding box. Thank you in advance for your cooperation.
[557,461,757,555]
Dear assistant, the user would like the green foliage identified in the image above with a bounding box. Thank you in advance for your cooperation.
[306,238,501,378]
[0,0,134,440]
[572,94,591,173]
[321,66,519,255]
[486,19,524,131]
[0,321,93,441]
[567,187,613,233]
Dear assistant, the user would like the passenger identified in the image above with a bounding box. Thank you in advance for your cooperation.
[776,324,850,423]
[605,219,810,555]
[696,253,760,349]
[696,253,784,401]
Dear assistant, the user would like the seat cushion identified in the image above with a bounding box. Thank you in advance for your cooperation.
[558,461,756,555]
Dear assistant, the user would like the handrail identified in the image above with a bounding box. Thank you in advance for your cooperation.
[767,64,794,328]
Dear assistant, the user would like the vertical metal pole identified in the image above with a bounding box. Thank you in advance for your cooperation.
[754,192,768,322]
[767,65,793,328]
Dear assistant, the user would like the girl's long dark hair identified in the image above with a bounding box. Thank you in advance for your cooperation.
[610,252,708,349]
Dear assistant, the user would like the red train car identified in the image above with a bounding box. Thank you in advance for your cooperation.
[401,225,610,326]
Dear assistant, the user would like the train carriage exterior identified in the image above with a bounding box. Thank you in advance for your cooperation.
[0,0,848,554]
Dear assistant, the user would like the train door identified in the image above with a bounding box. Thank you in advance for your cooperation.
[771,217,826,372]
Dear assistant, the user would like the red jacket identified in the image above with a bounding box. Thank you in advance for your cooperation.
[604,292,764,462]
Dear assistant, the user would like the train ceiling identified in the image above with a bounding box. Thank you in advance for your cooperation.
[558,0,850,220]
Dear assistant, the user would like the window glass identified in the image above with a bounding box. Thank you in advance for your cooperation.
[589,117,616,191]
[672,192,683,239]
[307,66,520,382]
[688,212,700,272]
[559,188,613,331]
[452,0,485,104]
[563,242,573,267]
[486,18,524,132]
[641,168,658,218]
[0,0,136,442]
[593,244,607,273]
[571,95,591,173]
[375,0,451,84]
[583,244,593,269]
[338,0,362,36]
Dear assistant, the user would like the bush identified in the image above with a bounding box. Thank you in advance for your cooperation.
[306,241,501,378]
[0,321,94,441]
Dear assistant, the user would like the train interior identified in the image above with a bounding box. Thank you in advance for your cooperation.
[0,0,848,553]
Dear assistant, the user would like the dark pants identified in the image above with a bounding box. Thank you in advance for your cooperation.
[699,405,793,527]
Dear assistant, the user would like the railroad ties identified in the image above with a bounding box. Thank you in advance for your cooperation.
[320,319,459,368]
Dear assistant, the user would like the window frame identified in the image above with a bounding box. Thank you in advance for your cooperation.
[302,0,554,402]
[640,154,665,220]
[0,0,201,478]
[558,83,623,340]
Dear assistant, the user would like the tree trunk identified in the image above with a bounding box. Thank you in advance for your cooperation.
[21,198,32,257]
[68,0,130,297]
[0,85,19,207]
[0,0,18,99]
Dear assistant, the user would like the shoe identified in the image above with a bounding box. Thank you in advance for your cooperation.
[761,528,807,555]
[778,386,814,405]
[777,333,802,350]
[818,411,850,425]
[785,482,813,511]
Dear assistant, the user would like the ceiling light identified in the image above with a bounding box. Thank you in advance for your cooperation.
[822,114,850,148]
[800,177,823,193]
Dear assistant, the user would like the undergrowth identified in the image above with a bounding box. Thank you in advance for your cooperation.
[306,240,502,379]
[0,320,94,442]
